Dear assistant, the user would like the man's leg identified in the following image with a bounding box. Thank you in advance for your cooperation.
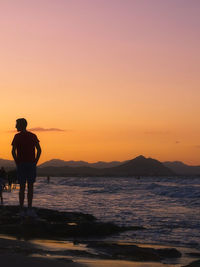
[19,183,26,210]
[27,182,33,209]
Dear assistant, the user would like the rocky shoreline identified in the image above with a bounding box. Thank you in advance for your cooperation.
[0,205,144,239]
[0,206,199,266]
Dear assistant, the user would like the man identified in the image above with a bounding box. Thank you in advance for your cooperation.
[11,118,41,217]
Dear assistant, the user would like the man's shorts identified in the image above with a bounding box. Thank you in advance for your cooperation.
[17,162,36,184]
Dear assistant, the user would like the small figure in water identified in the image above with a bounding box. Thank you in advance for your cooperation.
[0,179,4,204]
[47,176,50,184]
[0,167,6,204]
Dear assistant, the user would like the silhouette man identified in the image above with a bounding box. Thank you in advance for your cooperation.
[11,118,41,217]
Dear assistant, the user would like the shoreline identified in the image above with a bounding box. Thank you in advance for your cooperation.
[2,177,200,250]
[0,235,199,267]
[0,205,199,267]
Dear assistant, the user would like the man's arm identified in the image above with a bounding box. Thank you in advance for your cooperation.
[35,142,42,165]
[11,145,18,165]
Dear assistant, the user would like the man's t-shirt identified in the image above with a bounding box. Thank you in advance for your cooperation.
[11,131,39,164]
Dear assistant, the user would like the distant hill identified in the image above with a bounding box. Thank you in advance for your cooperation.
[103,155,174,176]
[38,159,123,168]
[90,161,124,168]
[38,159,89,168]
[37,155,174,177]
[163,161,200,175]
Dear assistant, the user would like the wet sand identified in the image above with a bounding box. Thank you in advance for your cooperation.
[0,254,85,267]
[0,236,198,267]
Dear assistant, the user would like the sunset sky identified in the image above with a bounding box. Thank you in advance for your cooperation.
[0,0,200,165]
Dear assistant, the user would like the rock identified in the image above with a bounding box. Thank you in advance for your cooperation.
[86,241,182,262]
[55,258,73,263]
[0,206,143,239]
[156,248,182,258]
[182,260,200,267]
[186,253,200,258]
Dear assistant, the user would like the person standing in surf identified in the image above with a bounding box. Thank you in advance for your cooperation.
[11,118,41,217]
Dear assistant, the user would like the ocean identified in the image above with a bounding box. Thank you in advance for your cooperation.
[3,176,200,249]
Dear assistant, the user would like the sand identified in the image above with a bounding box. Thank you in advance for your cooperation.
[0,236,197,267]
[0,237,85,267]
[0,254,176,267]
[0,254,85,267]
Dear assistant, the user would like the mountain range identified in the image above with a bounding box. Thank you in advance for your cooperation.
[37,156,174,177]
[1,156,200,176]
[38,159,124,168]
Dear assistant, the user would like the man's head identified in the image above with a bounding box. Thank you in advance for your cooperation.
[16,118,27,132]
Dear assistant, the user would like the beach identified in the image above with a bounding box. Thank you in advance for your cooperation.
[1,235,200,267]
[0,254,81,267]
[1,0,200,264]
[0,206,184,267]
[1,176,200,266]
[0,236,83,267]
[3,176,200,249]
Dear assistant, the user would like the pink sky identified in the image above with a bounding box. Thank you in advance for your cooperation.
[0,0,200,164]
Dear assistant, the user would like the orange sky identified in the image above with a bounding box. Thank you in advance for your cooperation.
[0,1,200,165]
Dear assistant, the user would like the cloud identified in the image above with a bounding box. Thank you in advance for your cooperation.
[7,127,67,133]
[195,145,200,149]
[175,141,180,144]
[29,127,66,132]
